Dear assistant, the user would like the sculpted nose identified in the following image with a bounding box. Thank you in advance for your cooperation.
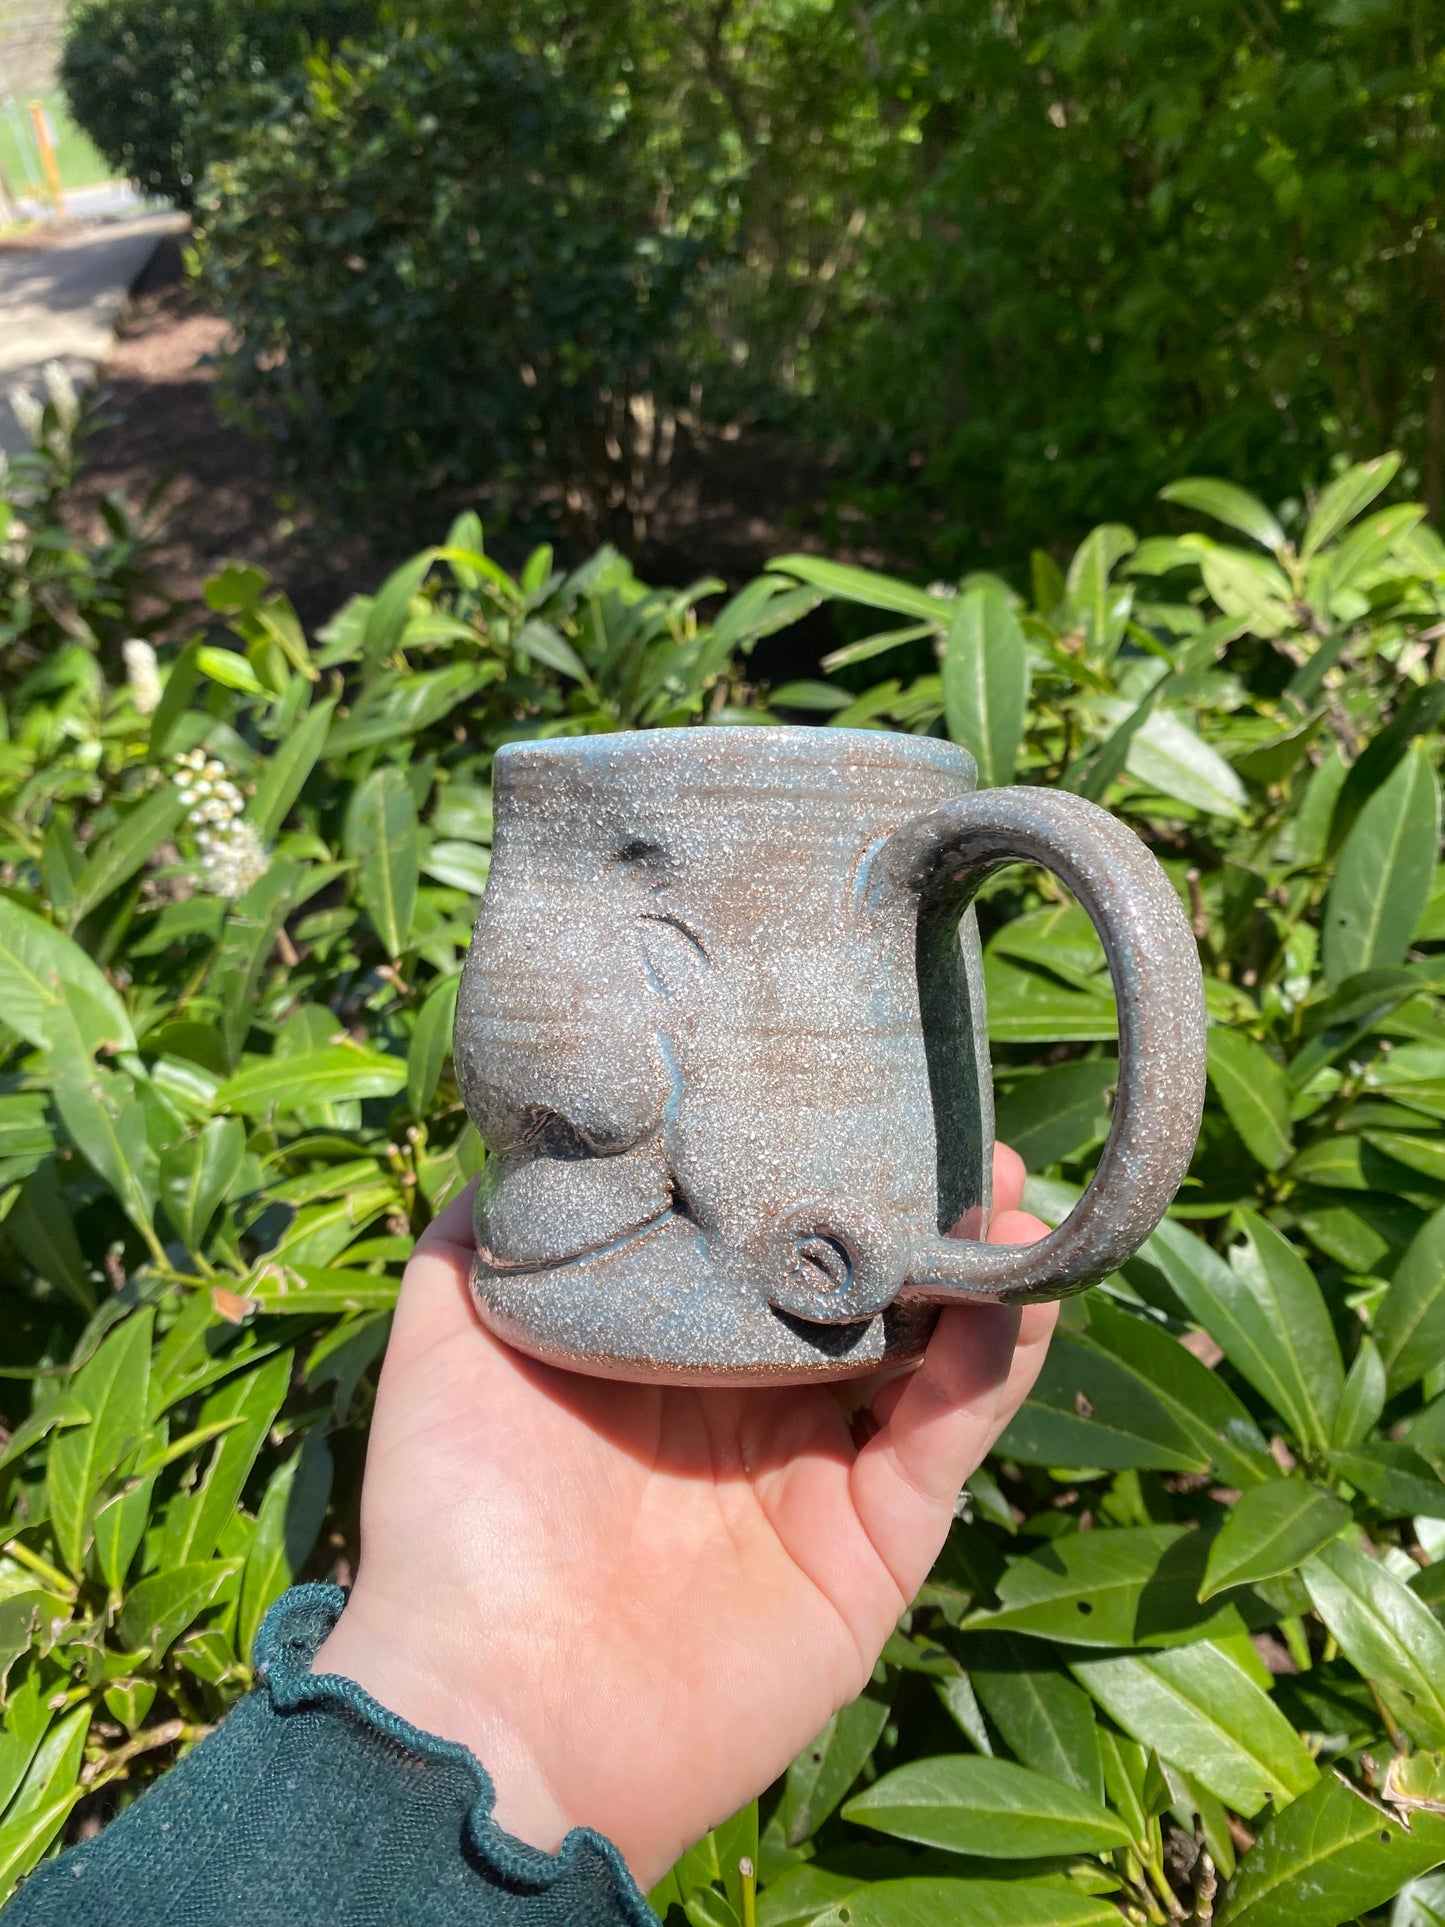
[763,1205,908,1325]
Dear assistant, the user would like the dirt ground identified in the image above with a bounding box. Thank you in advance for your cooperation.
[76,236,847,680]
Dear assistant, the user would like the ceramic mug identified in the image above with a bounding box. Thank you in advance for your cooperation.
[454,727,1206,1384]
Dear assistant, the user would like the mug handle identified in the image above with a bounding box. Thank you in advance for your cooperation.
[876,786,1207,1303]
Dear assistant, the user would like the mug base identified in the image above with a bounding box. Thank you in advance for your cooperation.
[468,1221,941,1386]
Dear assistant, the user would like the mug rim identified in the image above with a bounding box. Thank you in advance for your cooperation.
[494,724,977,783]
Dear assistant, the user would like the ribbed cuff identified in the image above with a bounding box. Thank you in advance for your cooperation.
[255,1584,659,1922]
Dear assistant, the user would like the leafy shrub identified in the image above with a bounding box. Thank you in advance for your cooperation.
[194,27,705,531]
[59,0,376,205]
[3,441,1445,1927]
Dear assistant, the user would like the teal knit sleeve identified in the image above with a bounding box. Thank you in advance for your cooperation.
[2,1586,660,1927]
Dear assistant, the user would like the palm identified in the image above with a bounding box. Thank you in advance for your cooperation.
[318,1147,1053,1886]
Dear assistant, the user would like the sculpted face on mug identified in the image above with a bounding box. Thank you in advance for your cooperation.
[453,728,1206,1386]
[453,730,992,1384]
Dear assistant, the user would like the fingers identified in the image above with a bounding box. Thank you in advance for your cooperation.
[412,1177,480,1260]
[850,1300,1023,1601]
[992,1141,1027,1217]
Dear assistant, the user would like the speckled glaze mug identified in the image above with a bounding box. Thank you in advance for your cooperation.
[454,727,1206,1385]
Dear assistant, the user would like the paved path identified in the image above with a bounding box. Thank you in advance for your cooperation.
[0,206,186,457]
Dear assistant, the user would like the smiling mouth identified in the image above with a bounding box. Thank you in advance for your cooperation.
[477,1202,681,1275]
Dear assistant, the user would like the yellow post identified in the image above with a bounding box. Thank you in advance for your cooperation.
[28,101,66,218]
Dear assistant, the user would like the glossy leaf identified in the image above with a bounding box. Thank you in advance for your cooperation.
[1330,1335,1385,1448]
[1199,1480,1350,1599]
[1071,1642,1318,1815]
[66,785,186,929]
[0,896,134,1058]
[1207,1030,1293,1170]
[1215,1768,1445,1927]
[161,1351,291,1569]
[1302,1539,1445,1747]
[1209,1213,1343,1454]
[1373,1206,1445,1392]
[843,1755,1130,1858]
[159,1117,246,1249]
[237,1431,334,1661]
[996,1331,1210,1473]
[966,1525,1246,1649]
[1158,478,1285,551]
[217,1046,407,1113]
[117,1559,242,1658]
[966,1634,1103,1799]
[52,1064,158,1239]
[407,971,462,1118]
[941,584,1029,788]
[1326,1441,1445,1519]
[248,696,337,841]
[1300,453,1401,560]
[992,1061,1115,1171]
[345,765,419,959]
[47,1310,153,1577]
[771,554,954,624]
[809,1882,1119,1927]
[1323,744,1440,987]
[780,1690,889,1845]
[0,1704,90,1903]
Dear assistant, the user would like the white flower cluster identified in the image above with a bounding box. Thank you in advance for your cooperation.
[123,639,162,716]
[171,748,270,898]
[10,361,80,456]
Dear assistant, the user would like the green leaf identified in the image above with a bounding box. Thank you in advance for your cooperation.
[1215,1767,1445,1927]
[1302,1538,1445,1747]
[160,1351,291,1568]
[6,1161,94,1310]
[1207,1031,1293,1170]
[0,1704,90,1902]
[159,1117,246,1249]
[362,549,435,671]
[1323,744,1440,987]
[1158,478,1286,551]
[0,1394,88,1474]
[1362,1128,1445,1183]
[809,1881,1119,1927]
[92,1431,161,1594]
[1071,1643,1318,1817]
[941,584,1029,787]
[515,618,588,682]
[52,1064,158,1239]
[117,1559,241,1659]
[326,664,497,753]
[1124,707,1248,817]
[770,554,954,625]
[1300,453,1401,561]
[982,957,1117,1044]
[66,786,186,930]
[1065,524,1137,654]
[843,1755,1130,1858]
[407,972,461,1118]
[965,1633,1102,1799]
[421,840,490,896]
[0,896,135,1058]
[780,1691,889,1846]
[965,1525,1246,1649]
[47,1310,153,1576]
[1189,1213,1342,1455]
[1373,1205,1445,1392]
[217,1046,407,1114]
[196,645,264,695]
[345,765,418,959]
[246,1263,399,1314]
[0,1671,52,1815]
[1326,1441,1445,1519]
[1081,1297,1274,1489]
[993,1061,1115,1170]
[1331,1335,1386,1447]
[237,1431,333,1661]
[996,1331,1210,1473]
[1199,1480,1351,1599]
[248,697,337,843]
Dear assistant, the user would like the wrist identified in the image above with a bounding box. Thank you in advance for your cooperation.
[311,1590,579,1859]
